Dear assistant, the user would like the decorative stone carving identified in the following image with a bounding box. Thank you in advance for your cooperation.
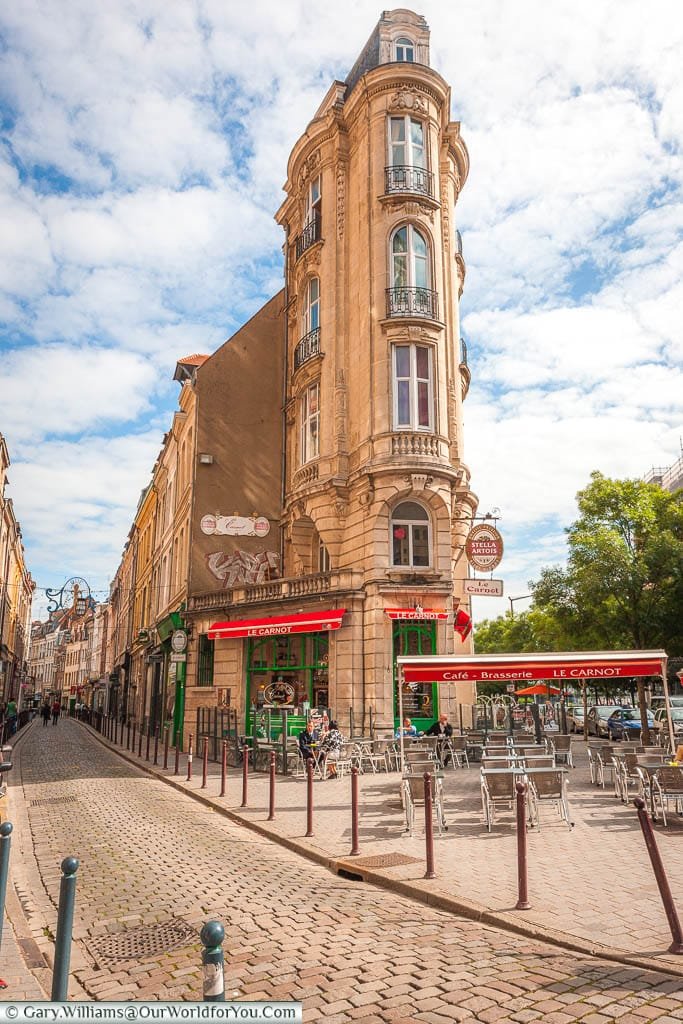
[440,180,450,250]
[336,164,346,239]
[405,473,433,490]
[286,296,298,325]
[335,369,348,447]
[334,499,348,521]
[387,200,434,223]
[297,150,321,190]
[389,87,427,114]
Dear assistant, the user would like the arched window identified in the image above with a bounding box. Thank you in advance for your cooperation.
[391,501,430,567]
[389,225,436,318]
[302,277,320,337]
[395,37,414,62]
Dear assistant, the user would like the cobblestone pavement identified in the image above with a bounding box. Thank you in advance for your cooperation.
[5,720,683,1021]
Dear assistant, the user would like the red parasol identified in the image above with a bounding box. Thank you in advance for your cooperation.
[514,683,561,697]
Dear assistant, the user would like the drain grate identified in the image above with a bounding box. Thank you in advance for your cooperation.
[91,920,198,962]
[348,853,422,869]
[29,796,78,807]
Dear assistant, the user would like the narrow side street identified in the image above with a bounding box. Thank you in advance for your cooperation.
[4,720,683,1022]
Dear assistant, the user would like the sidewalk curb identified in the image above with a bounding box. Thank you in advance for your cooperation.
[85,722,683,981]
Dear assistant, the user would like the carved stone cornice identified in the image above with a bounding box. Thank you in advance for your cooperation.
[380,195,438,219]
[388,86,428,114]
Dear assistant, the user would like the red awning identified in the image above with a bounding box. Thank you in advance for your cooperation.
[384,608,448,620]
[397,650,666,684]
[515,683,561,697]
[208,608,346,641]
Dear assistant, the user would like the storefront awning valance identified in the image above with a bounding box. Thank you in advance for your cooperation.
[384,608,448,620]
[397,650,667,684]
[208,609,346,641]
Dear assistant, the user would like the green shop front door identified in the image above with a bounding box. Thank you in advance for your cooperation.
[246,633,329,739]
[393,620,438,733]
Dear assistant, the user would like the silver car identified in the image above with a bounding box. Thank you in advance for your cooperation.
[566,706,586,733]
[652,707,683,738]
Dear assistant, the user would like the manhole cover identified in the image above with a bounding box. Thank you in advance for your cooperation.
[29,796,78,807]
[91,920,198,961]
[348,853,422,868]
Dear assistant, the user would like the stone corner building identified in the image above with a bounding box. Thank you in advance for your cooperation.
[108,9,478,744]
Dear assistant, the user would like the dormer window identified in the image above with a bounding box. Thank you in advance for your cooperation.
[395,37,414,62]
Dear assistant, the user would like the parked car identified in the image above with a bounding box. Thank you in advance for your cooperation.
[566,706,586,733]
[652,707,683,739]
[651,695,683,712]
[606,707,656,740]
[587,705,627,737]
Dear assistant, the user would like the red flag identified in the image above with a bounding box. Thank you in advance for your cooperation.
[454,609,472,641]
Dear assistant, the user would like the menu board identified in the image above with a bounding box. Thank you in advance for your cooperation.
[401,683,433,718]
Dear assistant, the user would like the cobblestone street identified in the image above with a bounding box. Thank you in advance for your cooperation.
[4,720,683,1021]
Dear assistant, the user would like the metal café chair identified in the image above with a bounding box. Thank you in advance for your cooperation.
[403,773,447,837]
[526,769,573,829]
[480,769,517,831]
[550,734,574,767]
[446,735,469,768]
[651,766,683,826]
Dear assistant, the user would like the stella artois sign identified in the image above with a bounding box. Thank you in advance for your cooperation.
[465,523,504,572]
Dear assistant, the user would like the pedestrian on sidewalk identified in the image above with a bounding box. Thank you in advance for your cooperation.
[51,700,61,726]
[41,701,51,727]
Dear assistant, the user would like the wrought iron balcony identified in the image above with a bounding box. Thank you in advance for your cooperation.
[295,216,321,260]
[384,165,434,197]
[294,327,321,370]
[386,287,438,320]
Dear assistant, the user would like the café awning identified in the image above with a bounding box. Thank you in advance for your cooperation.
[397,650,667,684]
[208,608,346,641]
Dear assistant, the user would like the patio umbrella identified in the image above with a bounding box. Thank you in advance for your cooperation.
[514,683,561,697]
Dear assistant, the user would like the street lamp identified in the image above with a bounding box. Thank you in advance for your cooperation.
[508,594,531,618]
[46,577,92,615]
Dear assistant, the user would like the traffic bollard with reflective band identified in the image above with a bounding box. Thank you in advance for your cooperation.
[51,857,79,1001]
[423,772,436,879]
[163,726,170,770]
[220,740,227,797]
[350,766,360,856]
[153,726,160,766]
[515,781,531,910]
[305,758,314,837]
[634,797,683,953]
[267,751,276,820]
[200,920,225,1001]
[202,736,209,789]
[0,822,13,954]
[187,734,194,782]
[241,743,249,807]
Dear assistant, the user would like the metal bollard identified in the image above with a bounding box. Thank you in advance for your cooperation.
[132,722,136,754]
[305,758,314,837]
[163,727,170,770]
[127,721,131,750]
[174,735,180,776]
[350,766,360,856]
[0,822,13,952]
[200,920,225,1001]
[220,740,227,797]
[634,798,683,953]
[51,857,79,1001]
[202,737,208,789]
[423,772,436,879]
[515,781,531,910]
[138,724,143,758]
[241,742,249,807]
[153,726,160,766]
[267,751,276,820]
[187,734,194,782]
[145,726,151,762]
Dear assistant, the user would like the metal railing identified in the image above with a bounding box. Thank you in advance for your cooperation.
[295,216,321,260]
[386,286,438,320]
[294,327,321,370]
[460,337,468,367]
[384,165,434,197]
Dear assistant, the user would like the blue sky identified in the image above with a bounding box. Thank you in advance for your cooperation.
[1,0,682,621]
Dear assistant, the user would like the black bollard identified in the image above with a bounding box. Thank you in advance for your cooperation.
[220,740,227,797]
[51,857,79,1001]
[515,782,531,910]
[200,921,225,1001]
[305,758,314,837]
[267,751,276,820]
[350,766,360,856]
[423,773,436,879]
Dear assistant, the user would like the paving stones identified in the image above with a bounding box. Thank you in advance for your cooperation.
[4,720,683,1021]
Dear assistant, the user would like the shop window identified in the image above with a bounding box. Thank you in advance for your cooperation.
[391,500,431,567]
[393,621,436,722]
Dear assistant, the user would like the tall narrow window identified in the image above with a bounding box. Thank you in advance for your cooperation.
[391,502,431,567]
[318,537,331,573]
[305,175,321,226]
[395,37,415,62]
[303,277,320,336]
[389,117,425,170]
[393,344,433,430]
[388,225,436,318]
[198,635,214,687]
[301,382,320,464]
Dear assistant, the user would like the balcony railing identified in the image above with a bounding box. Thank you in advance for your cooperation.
[295,216,321,260]
[386,287,438,320]
[459,337,468,367]
[455,229,463,256]
[294,327,321,370]
[384,165,434,197]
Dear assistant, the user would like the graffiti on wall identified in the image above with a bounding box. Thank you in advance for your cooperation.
[206,549,280,588]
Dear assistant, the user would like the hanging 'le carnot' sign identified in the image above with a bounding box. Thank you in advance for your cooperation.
[465,524,504,572]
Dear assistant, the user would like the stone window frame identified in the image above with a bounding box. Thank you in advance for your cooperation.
[394,37,415,62]
[389,222,433,293]
[387,114,427,173]
[390,499,432,569]
[391,341,435,432]
[300,379,320,465]
[301,275,321,339]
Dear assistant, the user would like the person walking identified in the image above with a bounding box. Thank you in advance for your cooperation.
[51,700,61,726]
[41,701,51,727]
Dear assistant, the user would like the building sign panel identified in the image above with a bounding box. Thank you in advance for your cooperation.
[208,608,346,641]
[463,579,504,597]
[465,524,504,572]
[398,651,665,684]
[384,608,448,620]
[201,514,271,537]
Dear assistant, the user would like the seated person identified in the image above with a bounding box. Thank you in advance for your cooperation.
[318,720,345,778]
[426,713,453,765]
[298,721,317,761]
[395,717,418,739]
